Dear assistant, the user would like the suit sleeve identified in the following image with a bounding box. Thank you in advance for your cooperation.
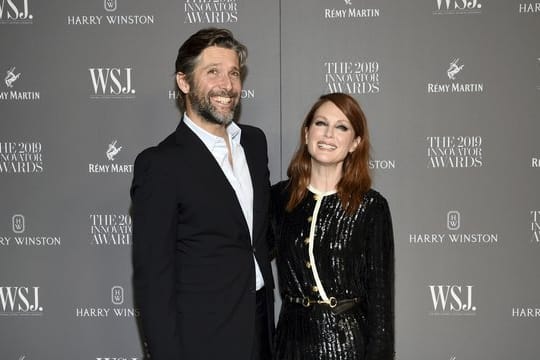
[130,149,180,360]
[365,195,395,360]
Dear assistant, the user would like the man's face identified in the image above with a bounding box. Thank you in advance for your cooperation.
[182,46,242,126]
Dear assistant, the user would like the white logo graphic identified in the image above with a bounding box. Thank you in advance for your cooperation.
[111,286,124,305]
[0,0,33,23]
[519,3,540,13]
[0,286,43,316]
[89,141,132,174]
[447,211,460,231]
[434,0,482,15]
[104,0,117,12]
[429,285,476,315]
[89,67,135,99]
[427,59,484,93]
[4,67,20,88]
[75,285,139,318]
[1,214,61,247]
[89,214,132,245]
[325,61,380,94]
[427,136,483,168]
[106,140,122,161]
[184,0,238,24]
[369,159,396,170]
[12,214,24,233]
[0,142,43,172]
[1,68,40,101]
[67,1,154,25]
[447,58,464,80]
[512,307,540,317]
[531,210,540,242]
[324,1,380,19]
[409,209,499,245]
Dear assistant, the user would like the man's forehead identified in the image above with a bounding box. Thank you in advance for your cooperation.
[198,46,240,67]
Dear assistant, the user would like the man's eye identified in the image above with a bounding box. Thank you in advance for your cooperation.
[230,71,240,78]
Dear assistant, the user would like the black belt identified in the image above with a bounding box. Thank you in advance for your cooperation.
[285,295,359,309]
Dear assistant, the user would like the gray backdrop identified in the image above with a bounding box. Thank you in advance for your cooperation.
[1,0,539,359]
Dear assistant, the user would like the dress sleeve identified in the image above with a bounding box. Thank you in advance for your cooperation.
[365,195,395,360]
[130,149,180,360]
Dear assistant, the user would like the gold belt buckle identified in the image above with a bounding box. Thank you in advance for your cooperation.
[328,297,338,308]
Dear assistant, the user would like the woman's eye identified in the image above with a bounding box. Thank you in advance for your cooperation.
[314,120,327,126]
[337,125,349,131]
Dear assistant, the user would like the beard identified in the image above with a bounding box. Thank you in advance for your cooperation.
[187,83,239,126]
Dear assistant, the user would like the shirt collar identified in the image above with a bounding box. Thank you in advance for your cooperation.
[182,113,242,150]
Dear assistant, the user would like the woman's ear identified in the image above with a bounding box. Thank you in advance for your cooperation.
[349,136,362,153]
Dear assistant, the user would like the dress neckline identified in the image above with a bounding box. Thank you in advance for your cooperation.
[308,184,337,197]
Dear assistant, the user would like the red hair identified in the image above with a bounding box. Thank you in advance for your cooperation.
[286,93,371,214]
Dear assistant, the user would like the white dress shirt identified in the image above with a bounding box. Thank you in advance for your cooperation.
[183,114,265,290]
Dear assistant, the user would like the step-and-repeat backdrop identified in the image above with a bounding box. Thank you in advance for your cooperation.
[1,1,539,359]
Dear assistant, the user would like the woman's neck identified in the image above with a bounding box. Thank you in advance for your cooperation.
[309,163,342,193]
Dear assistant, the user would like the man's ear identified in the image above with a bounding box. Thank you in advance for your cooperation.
[176,72,190,94]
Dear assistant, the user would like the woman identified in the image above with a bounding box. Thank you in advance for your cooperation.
[272,93,394,360]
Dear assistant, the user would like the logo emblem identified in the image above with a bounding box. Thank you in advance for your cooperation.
[0,286,43,315]
[447,211,460,231]
[344,0,352,5]
[111,286,124,305]
[12,214,25,234]
[447,58,464,80]
[104,0,117,12]
[4,67,21,88]
[429,285,476,314]
[106,140,122,161]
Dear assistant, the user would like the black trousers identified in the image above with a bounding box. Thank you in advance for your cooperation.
[252,287,271,360]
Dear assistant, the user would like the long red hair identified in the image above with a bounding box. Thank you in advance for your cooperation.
[286,93,371,214]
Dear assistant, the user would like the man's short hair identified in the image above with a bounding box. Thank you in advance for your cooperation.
[175,27,247,83]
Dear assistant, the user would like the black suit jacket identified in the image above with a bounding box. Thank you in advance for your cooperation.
[130,120,274,360]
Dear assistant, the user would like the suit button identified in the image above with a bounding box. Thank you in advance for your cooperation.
[307,216,313,223]
[304,237,310,245]
[312,286,318,293]
[306,261,311,269]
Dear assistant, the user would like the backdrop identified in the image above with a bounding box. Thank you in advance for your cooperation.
[1,0,539,359]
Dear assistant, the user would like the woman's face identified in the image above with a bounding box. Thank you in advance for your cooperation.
[305,101,361,169]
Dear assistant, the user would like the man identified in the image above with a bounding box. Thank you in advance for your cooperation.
[130,28,274,360]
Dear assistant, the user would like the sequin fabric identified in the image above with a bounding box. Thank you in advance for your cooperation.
[271,181,394,360]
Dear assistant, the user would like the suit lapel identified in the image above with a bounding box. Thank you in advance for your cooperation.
[175,119,252,242]
[241,128,264,247]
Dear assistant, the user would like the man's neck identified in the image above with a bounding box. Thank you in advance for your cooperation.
[185,109,228,139]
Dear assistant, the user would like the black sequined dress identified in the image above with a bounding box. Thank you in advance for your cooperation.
[271,181,394,360]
